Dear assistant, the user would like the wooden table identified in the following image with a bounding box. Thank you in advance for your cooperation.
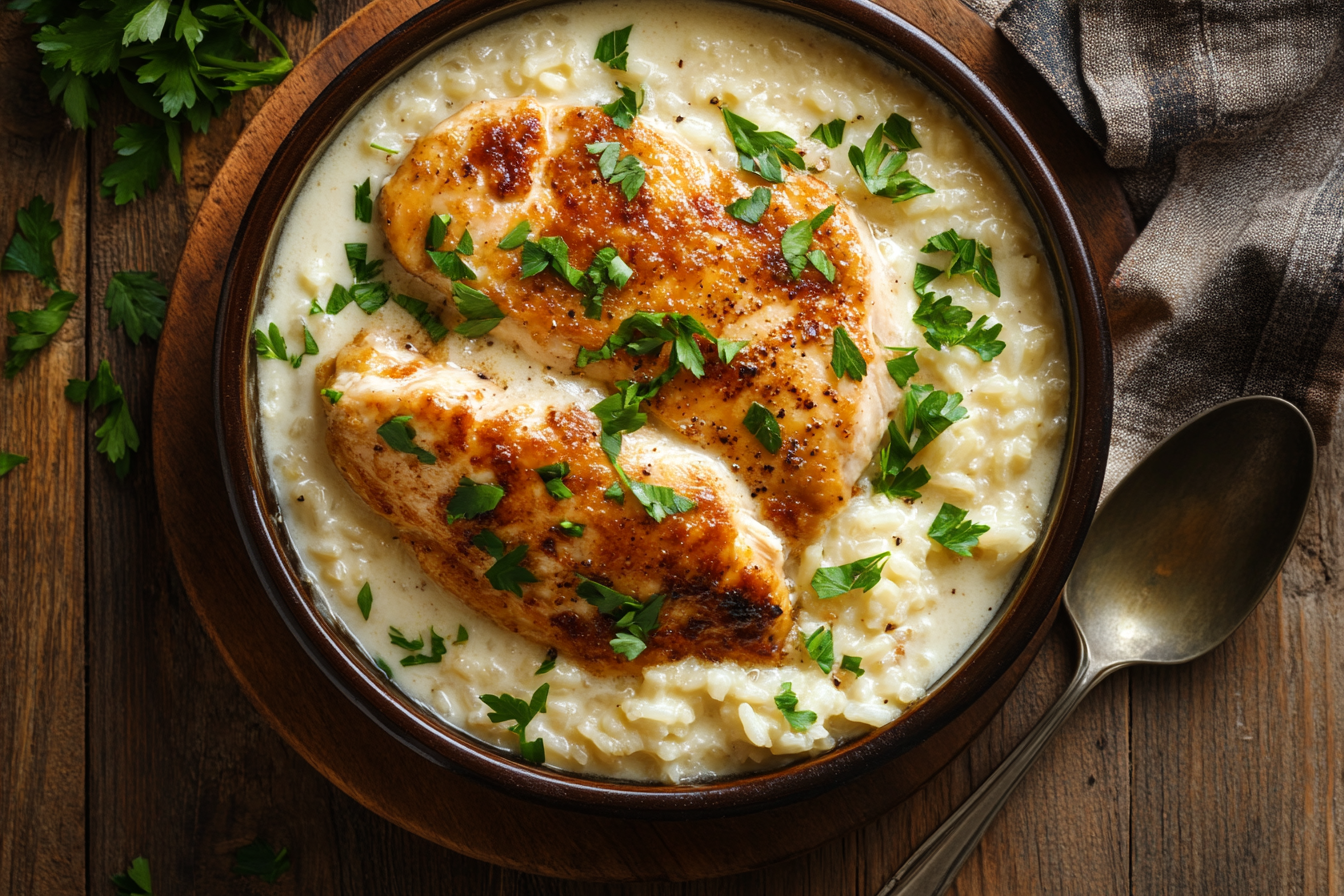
[2,1,1340,892]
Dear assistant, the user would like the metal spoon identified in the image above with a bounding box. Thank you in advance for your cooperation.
[881,396,1316,896]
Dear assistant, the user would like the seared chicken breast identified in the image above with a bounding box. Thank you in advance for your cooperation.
[322,331,792,673]
[378,97,899,542]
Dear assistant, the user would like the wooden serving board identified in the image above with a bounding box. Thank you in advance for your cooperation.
[152,0,1133,881]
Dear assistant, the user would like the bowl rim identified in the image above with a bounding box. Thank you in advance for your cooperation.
[214,0,1113,819]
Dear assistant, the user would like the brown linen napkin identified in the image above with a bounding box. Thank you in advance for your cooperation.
[964,0,1344,490]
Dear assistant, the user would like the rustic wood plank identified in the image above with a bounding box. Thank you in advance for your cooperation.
[1130,401,1344,896]
[0,16,87,896]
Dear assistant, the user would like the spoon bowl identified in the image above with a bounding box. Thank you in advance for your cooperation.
[1067,396,1317,669]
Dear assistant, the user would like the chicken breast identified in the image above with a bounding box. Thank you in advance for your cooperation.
[378,97,900,542]
[321,331,792,674]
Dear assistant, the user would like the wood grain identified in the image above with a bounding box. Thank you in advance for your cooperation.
[0,15,86,896]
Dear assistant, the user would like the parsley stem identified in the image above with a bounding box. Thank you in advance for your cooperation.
[229,0,291,62]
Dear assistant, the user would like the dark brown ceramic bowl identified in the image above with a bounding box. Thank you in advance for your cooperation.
[215,0,1112,819]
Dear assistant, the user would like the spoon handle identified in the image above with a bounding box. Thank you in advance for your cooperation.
[878,644,1108,896]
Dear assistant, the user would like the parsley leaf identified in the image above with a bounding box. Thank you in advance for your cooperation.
[454,625,469,644]
[3,195,61,289]
[802,626,834,673]
[321,388,342,404]
[903,384,968,452]
[743,401,782,453]
[451,282,505,337]
[883,112,921,150]
[65,358,139,479]
[231,838,290,883]
[625,480,696,523]
[830,325,866,381]
[603,481,625,503]
[497,219,530,250]
[928,502,989,556]
[811,551,889,599]
[848,122,933,203]
[388,626,423,651]
[920,229,1000,297]
[725,186,771,224]
[873,419,930,499]
[601,84,643,128]
[0,452,28,478]
[775,682,816,731]
[721,108,804,183]
[357,582,372,619]
[535,647,558,674]
[392,293,448,342]
[587,141,645,200]
[100,122,182,205]
[594,24,632,70]
[535,461,573,500]
[398,626,447,666]
[479,683,549,763]
[4,289,77,378]
[344,242,383,283]
[810,118,846,149]
[577,577,665,660]
[104,271,167,345]
[353,177,372,223]
[349,281,389,314]
[885,346,919,387]
[426,219,477,281]
[425,213,450,249]
[557,520,585,538]
[445,476,505,523]
[472,530,539,596]
[910,264,1003,359]
[780,205,835,279]
[376,415,436,464]
[109,856,152,896]
[841,654,865,677]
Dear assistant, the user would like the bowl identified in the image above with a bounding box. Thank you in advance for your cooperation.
[215,0,1112,819]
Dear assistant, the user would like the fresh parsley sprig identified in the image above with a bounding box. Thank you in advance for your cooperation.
[451,282,505,336]
[928,502,989,556]
[376,415,436,464]
[66,358,140,480]
[601,85,643,129]
[587,141,645,200]
[848,119,933,203]
[105,271,168,345]
[594,25,632,70]
[911,264,1005,359]
[873,419,930,500]
[252,322,316,368]
[480,683,549,763]
[110,856,151,896]
[445,476,504,523]
[472,530,538,596]
[921,229,1000,296]
[780,205,836,280]
[811,551,890,599]
[577,576,665,660]
[802,626,834,673]
[0,452,28,478]
[521,235,631,319]
[810,118,846,149]
[5,289,76,379]
[902,383,968,452]
[3,197,77,377]
[775,682,816,731]
[722,109,804,183]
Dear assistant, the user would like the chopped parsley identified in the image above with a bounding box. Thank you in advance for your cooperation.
[451,282,505,337]
[393,293,449,342]
[601,84,643,129]
[841,654,866,677]
[848,121,933,203]
[104,271,168,345]
[811,551,890,599]
[882,112,922,150]
[370,142,399,154]
[921,229,1000,296]
[472,530,539,596]
[885,346,919,387]
[872,384,967,498]
[4,289,76,379]
[725,187,772,224]
[830,325,866,381]
[497,220,531,250]
[721,109,805,183]
[423,213,449,250]
[587,141,646,200]
[353,177,372,223]
[928,502,989,556]
[321,388,343,405]
[109,856,151,896]
[522,236,633,319]
[743,401,782,453]
[3,195,61,289]
[376,415,436,464]
[345,242,383,283]
[480,684,549,763]
[577,577,665,661]
[903,383,969,452]
[445,476,505,523]
[603,481,625,503]
[374,657,394,679]
[232,838,290,883]
[261,323,319,369]
[775,682,816,731]
[534,461,574,500]
[357,582,372,620]
[911,264,1004,359]
[0,452,28,478]
[594,25,632,70]
[325,243,390,315]
[535,648,558,675]
[426,219,477,281]
[802,626,834,673]
[873,419,931,500]
[780,205,836,280]
[810,118,846,149]
[577,310,742,374]
[454,625,469,644]
[557,520,585,538]
[398,626,447,666]
[65,359,139,480]
[388,627,423,651]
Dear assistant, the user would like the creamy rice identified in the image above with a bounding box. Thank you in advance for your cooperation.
[254,0,1069,782]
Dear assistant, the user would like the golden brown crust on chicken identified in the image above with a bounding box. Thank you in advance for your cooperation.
[322,332,792,673]
[379,98,897,542]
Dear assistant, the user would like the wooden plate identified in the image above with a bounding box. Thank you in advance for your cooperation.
[154,0,1133,880]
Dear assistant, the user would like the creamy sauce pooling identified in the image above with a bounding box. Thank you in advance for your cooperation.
[254,0,1069,783]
